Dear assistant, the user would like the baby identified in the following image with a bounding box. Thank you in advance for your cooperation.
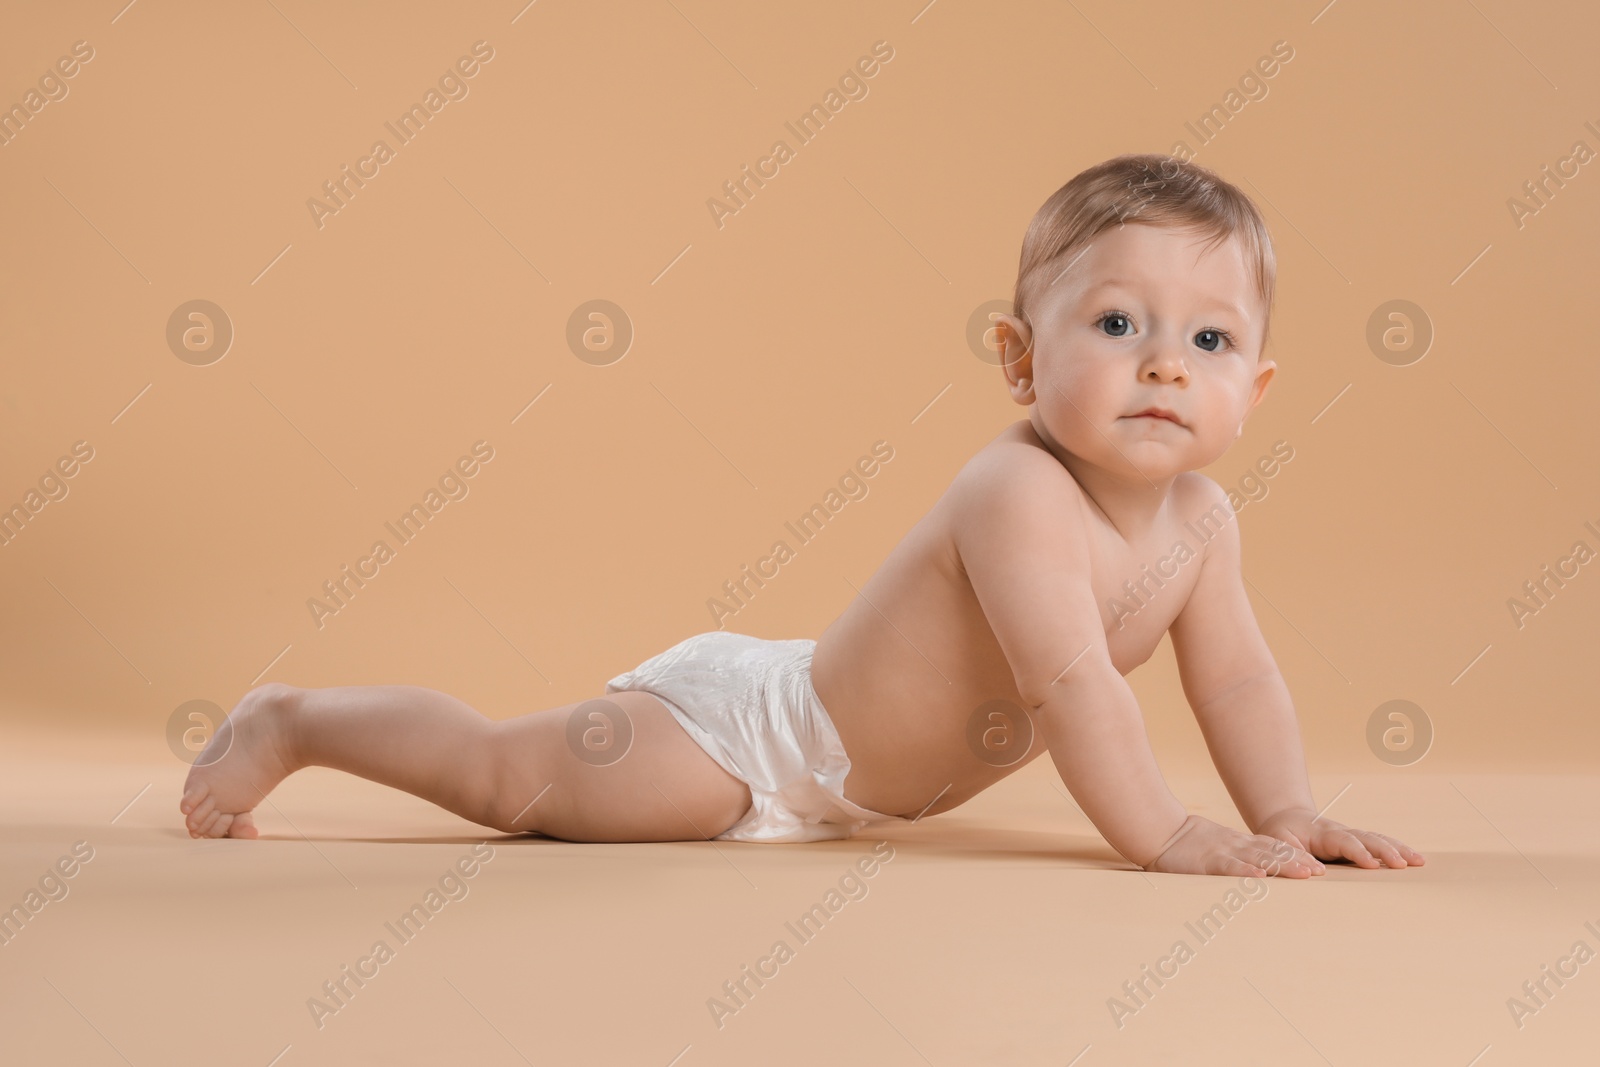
[181,153,1423,878]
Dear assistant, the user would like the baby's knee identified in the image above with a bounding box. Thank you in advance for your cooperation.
[482,723,554,835]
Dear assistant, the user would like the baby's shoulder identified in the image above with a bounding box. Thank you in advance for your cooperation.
[1170,470,1235,527]
[952,422,1082,495]
[1171,468,1223,500]
[944,423,1094,544]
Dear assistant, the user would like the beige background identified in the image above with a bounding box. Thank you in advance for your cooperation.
[2,1,1596,771]
[2,3,1598,1064]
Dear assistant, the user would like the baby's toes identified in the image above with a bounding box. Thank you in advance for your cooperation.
[202,812,236,839]
[195,808,228,838]
[186,796,217,836]
[180,780,211,818]
[225,812,259,839]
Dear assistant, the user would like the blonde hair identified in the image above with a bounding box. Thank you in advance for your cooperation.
[1012,153,1277,354]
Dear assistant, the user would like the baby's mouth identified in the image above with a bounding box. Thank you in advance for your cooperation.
[1125,408,1185,427]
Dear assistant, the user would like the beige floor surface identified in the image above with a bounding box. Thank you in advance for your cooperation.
[1,726,1595,1066]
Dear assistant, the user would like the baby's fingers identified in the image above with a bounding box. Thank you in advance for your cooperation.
[1380,833,1426,866]
[1361,831,1424,868]
[1256,838,1324,878]
[1323,828,1409,869]
[1233,842,1318,879]
[1216,853,1274,878]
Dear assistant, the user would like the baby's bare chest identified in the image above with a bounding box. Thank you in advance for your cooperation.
[818,493,1212,712]
[1085,519,1211,673]
[815,493,1215,814]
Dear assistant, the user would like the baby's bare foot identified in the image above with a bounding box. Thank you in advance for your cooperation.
[179,685,300,839]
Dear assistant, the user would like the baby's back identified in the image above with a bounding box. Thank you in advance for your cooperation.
[813,419,1212,820]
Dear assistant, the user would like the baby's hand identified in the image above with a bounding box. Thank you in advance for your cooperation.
[1142,814,1325,878]
[1255,809,1425,870]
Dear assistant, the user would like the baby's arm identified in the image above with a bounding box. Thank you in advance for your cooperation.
[1168,480,1424,869]
[954,453,1322,877]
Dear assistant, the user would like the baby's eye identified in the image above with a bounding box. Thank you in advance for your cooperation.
[1195,328,1234,352]
[1096,312,1133,337]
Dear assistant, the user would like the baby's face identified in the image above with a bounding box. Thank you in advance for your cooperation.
[1003,223,1276,482]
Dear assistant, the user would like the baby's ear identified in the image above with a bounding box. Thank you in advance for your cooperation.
[993,312,1032,361]
[1248,358,1277,410]
[992,313,1034,399]
[992,310,1030,369]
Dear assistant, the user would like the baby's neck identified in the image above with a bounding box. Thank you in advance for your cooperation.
[1020,417,1178,543]
[1064,461,1178,544]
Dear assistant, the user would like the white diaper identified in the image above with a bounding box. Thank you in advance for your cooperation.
[605,630,905,843]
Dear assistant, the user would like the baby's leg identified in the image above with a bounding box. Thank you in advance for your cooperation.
[179,683,752,842]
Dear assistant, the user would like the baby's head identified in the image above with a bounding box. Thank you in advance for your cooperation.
[993,154,1278,482]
